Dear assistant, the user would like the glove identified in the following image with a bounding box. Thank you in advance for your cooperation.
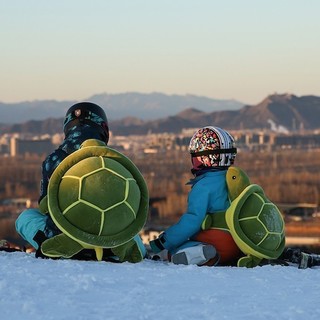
[149,234,166,254]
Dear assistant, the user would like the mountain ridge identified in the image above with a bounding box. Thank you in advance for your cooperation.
[0,92,243,123]
[1,93,320,135]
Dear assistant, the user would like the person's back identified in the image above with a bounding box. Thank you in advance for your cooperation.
[150,126,242,266]
[163,170,230,247]
[16,102,109,250]
[39,102,109,203]
[16,101,147,262]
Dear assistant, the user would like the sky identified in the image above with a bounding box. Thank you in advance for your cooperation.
[1,0,320,105]
[1,251,320,320]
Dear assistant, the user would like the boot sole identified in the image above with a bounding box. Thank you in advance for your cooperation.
[172,245,216,265]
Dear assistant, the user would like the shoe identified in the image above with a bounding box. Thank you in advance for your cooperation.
[151,249,169,262]
[299,252,320,269]
[281,247,301,264]
[171,244,217,266]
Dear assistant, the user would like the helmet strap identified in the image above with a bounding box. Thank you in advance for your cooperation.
[190,148,237,157]
[191,166,227,176]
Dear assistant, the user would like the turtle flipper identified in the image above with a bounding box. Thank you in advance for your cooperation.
[41,234,84,258]
[201,211,228,231]
[39,196,49,214]
[201,214,213,230]
[237,255,262,268]
[111,239,144,263]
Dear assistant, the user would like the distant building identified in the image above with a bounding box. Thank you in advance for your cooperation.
[232,130,320,151]
[10,137,53,157]
[1,198,32,208]
[2,128,320,157]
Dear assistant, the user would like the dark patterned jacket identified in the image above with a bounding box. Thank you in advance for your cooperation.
[39,124,106,202]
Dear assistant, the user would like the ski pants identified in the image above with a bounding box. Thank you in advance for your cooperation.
[15,208,59,249]
[15,208,147,258]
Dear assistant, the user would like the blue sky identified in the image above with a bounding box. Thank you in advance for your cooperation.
[1,0,319,104]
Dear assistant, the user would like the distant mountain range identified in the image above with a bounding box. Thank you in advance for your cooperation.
[0,92,243,123]
[0,93,319,135]
[110,93,320,135]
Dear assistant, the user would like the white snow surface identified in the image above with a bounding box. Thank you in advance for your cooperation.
[1,251,320,320]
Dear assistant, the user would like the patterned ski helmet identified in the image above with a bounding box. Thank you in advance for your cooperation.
[189,126,237,171]
[63,102,109,143]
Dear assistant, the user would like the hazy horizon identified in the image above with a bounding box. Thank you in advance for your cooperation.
[1,1,320,105]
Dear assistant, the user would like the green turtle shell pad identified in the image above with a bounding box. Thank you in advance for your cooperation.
[226,184,285,260]
[47,140,149,248]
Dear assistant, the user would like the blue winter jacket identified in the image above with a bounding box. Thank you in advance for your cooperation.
[161,170,230,252]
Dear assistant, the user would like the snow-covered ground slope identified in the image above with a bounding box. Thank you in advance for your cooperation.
[1,251,320,320]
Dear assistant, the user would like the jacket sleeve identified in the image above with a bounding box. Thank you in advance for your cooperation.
[160,182,210,251]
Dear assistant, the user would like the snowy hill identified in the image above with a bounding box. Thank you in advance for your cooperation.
[1,252,320,320]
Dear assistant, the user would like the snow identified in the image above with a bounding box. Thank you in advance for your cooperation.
[1,251,320,320]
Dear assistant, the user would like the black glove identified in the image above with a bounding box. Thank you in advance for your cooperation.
[149,234,166,254]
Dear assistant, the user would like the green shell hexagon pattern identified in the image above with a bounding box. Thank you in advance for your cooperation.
[47,141,149,248]
[236,192,284,251]
[226,184,285,260]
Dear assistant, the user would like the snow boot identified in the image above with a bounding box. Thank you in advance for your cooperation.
[151,249,169,262]
[171,244,217,266]
[299,252,320,269]
[280,247,302,264]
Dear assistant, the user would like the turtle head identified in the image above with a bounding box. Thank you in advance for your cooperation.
[226,166,251,201]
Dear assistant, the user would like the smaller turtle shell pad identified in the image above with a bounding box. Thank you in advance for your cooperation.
[57,156,141,236]
[237,193,285,251]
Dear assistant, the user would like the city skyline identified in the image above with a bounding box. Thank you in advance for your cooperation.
[1,1,320,105]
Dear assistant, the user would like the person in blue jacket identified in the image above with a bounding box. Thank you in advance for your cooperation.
[150,126,242,266]
[15,102,146,259]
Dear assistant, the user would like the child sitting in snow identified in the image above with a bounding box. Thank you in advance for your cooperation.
[15,102,146,260]
[150,126,242,266]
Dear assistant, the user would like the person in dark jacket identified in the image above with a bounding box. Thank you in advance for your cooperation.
[15,102,146,259]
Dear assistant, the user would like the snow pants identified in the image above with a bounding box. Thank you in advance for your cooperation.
[15,208,147,258]
[15,208,59,249]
